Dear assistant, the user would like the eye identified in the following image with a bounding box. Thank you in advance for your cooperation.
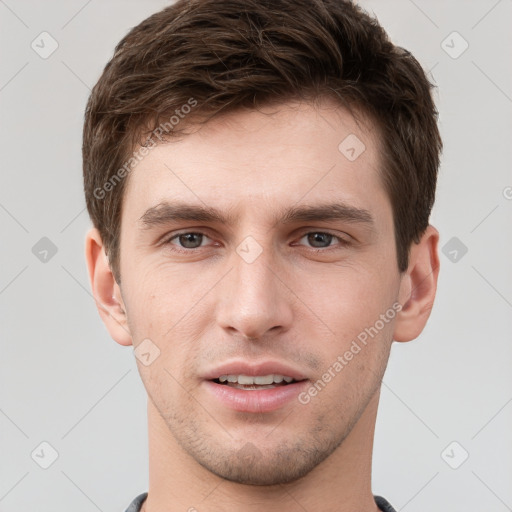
[165,231,213,251]
[161,230,351,254]
[296,231,350,250]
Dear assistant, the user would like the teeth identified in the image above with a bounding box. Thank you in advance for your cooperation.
[238,375,256,385]
[217,374,295,385]
[254,375,274,385]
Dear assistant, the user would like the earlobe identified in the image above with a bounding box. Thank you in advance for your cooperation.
[84,227,133,346]
[393,225,440,343]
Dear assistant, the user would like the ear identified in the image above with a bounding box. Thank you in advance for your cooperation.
[84,227,133,346]
[393,225,440,342]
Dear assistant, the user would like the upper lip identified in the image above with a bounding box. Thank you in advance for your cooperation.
[203,360,309,381]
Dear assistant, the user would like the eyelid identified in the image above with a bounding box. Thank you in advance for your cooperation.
[294,230,352,250]
[295,228,352,242]
[162,230,214,249]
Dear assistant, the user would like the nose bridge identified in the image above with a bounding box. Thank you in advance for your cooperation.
[216,234,292,339]
[232,235,279,307]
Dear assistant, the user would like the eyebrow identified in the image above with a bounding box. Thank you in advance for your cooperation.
[138,200,375,231]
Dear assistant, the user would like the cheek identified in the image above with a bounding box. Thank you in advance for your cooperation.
[305,263,399,380]
[313,268,396,326]
[123,268,210,379]
[124,263,197,333]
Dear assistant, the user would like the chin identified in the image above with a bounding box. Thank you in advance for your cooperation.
[193,437,339,486]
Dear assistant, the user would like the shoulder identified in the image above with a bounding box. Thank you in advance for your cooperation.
[374,495,397,512]
[124,492,148,512]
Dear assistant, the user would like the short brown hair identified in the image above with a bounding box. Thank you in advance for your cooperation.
[83,0,442,283]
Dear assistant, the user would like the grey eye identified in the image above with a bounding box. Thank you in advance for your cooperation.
[303,232,334,248]
[174,233,206,248]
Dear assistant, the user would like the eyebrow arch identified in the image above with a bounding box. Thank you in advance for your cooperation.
[138,200,375,231]
[278,203,374,227]
[139,202,237,229]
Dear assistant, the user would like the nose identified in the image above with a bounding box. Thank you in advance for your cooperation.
[215,241,293,341]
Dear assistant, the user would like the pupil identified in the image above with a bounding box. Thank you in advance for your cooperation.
[180,233,201,248]
[308,233,332,248]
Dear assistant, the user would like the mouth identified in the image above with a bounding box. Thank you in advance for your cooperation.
[202,360,310,412]
[211,373,304,390]
[203,364,310,413]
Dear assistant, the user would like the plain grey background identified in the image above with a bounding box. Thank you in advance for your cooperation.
[1,1,511,511]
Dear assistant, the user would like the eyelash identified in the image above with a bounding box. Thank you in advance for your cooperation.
[161,230,351,254]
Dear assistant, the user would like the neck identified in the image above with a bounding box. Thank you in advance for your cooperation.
[142,390,381,512]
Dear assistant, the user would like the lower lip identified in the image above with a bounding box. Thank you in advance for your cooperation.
[203,380,309,413]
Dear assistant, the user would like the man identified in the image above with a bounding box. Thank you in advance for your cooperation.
[83,0,441,510]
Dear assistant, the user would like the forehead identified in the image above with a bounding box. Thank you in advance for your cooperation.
[122,99,390,227]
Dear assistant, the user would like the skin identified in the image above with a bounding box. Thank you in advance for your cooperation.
[86,98,439,512]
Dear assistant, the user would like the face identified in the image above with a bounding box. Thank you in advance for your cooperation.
[115,99,403,485]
